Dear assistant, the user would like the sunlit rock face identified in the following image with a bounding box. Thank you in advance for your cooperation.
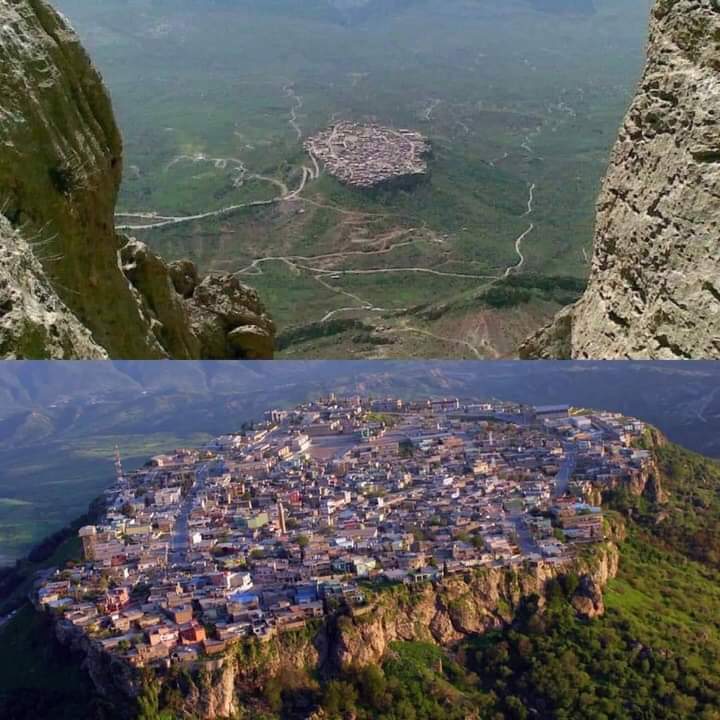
[0,0,274,359]
[522,0,720,360]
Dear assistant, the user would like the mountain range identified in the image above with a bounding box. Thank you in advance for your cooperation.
[0,361,719,456]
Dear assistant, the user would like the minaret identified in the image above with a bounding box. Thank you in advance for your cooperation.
[277,500,287,535]
[114,445,124,484]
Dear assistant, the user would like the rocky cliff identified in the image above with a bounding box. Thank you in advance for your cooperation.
[0,0,274,359]
[326,541,618,673]
[52,543,618,719]
[521,0,720,359]
[0,215,107,358]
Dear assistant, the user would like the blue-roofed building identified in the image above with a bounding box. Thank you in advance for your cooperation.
[294,584,319,604]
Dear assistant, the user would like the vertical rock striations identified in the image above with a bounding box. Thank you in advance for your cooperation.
[521,0,720,359]
[0,0,274,358]
[327,542,619,673]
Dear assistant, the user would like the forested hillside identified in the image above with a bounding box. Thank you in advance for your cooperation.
[609,435,720,569]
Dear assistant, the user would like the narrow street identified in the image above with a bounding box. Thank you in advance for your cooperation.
[169,464,207,565]
[553,444,577,497]
[508,507,541,556]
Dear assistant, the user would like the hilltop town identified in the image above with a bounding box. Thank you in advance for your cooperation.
[36,397,651,669]
[305,122,430,189]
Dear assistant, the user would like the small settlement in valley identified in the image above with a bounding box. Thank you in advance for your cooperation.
[305,122,430,189]
[36,397,651,669]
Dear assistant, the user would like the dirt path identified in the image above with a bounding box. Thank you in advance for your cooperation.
[234,234,419,276]
[524,182,536,216]
[422,98,442,121]
[116,156,309,231]
[501,181,537,277]
[503,223,535,278]
[117,99,544,344]
[299,265,499,281]
[284,83,304,142]
[116,196,283,231]
[395,326,485,359]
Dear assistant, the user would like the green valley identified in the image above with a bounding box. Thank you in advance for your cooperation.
[54,0,653,357]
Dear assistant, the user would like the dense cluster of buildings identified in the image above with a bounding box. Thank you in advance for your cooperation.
[305,122,429,189]
[36,396,650,669]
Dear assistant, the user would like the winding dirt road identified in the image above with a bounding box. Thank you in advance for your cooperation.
[116,100,545,350]
[284,83,304,142]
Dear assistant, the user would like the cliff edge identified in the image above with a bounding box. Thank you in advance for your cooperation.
[0,0,274,358]
[521,0,720,359]
[51,542,619,719]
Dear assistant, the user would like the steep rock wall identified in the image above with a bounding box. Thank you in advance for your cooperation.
[0,0,273,358]
[52,543,618,719]
[521,0,720,359]
[326,541,619,672]
[54,618,142,718]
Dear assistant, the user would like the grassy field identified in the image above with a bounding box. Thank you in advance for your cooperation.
[55,0,652,355]
[0,606,106,719]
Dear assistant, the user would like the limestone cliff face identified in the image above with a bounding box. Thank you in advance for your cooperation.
[521,0,720,359]
[634,427,670,504]
[54,618,141,719]
[327,542,619,672]
[177,545,618,718]
[0,0,274,358]
[0,215,107,358]
[51,544,617,719]
[120,239,275,360]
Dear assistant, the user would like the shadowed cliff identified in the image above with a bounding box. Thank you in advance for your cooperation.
[0,0,274,359]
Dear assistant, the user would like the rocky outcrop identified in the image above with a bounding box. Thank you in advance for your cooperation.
[120,240,275,359]
[49,543,618,719]
[634,427,670,504]
[54,618,141,719]
[186,272,276,360]
[521,0,720,359]
[144,547,618,717]
[181,658,240,719]
[632,454,669,504]
[0,216,107,358]
[327,542,619,670]
[0,0,274,358]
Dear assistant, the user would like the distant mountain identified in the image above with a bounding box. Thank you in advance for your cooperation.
[0,361,718,456]
[525,0,595,14]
